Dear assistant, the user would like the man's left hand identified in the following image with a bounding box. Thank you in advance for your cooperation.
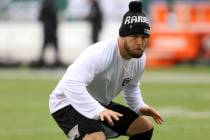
[140,105,164,125]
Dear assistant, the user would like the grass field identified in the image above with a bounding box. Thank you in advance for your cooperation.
[0,66,210,140]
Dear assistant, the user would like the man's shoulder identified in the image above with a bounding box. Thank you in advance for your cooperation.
[77,38,117,63]
[88,38,117,54]
[93,38,117,47]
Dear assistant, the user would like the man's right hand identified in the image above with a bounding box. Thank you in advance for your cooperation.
[99,109,123,126]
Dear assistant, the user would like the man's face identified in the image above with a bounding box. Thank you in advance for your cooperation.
[124,35,149,58]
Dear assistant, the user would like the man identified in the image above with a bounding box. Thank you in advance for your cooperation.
[38,0,61,66]
[87,0,103,43]
[49,1,163,140]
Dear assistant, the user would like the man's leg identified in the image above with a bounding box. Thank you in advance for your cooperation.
[102,102,154,140]
[126,116,153,140]
[51,105,105,140]
[82,132,105,140]
[128,128,153,140]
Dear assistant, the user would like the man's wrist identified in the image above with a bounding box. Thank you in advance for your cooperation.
[139,104,150,114]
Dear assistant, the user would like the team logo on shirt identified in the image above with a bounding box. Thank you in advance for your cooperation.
[122,78,132,86]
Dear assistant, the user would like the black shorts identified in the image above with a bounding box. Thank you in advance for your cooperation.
[52,102,139,140]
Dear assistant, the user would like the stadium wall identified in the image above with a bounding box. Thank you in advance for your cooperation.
[0,21,120,65]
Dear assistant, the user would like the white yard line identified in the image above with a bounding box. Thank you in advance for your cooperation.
[0,128,60,135]
[142,72,210,83]
[160,124,210,131]
[0,69,65,80]
[159,106,210,119]
[1,69,210,83]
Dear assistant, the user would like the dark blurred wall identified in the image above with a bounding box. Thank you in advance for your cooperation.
[55,0,68,11]
[11,0,68,11]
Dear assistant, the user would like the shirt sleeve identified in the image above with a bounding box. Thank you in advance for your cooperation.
[122,54,146,114]
[59,50,106,120]
[123,83,145,114]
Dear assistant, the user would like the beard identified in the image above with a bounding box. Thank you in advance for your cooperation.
[124,41,144,58]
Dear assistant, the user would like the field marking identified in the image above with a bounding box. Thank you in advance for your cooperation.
[142,72,210,83]
[159,106,210,119]
[0,69,64,80]
[0,128,60,135]
[0,69,210,83]
[159,124,210,131]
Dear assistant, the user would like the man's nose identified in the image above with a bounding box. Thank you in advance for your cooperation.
[136,37,143,45]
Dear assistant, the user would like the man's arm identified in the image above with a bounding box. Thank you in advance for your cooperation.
[60,50,122,122]
[123,84,163,124]
[123,84,146,113]
[140,105,164,124]
[60,49,108,119]
[123,54,146,114]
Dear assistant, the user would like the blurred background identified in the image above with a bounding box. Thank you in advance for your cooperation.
[0,0,210,68]
[0,0,210,140]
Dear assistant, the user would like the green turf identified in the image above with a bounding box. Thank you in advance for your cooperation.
[0,67,210,140]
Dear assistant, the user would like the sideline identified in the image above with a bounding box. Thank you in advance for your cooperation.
[142,71,210,83]
[159,106,210,119]
[0,69,210,83]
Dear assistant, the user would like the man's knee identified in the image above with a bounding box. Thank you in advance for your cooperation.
[127,116,153,135]
[128,128,154,140]
[82,131,106,140]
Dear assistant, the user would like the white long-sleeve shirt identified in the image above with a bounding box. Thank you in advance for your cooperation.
[49,38,146,120]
